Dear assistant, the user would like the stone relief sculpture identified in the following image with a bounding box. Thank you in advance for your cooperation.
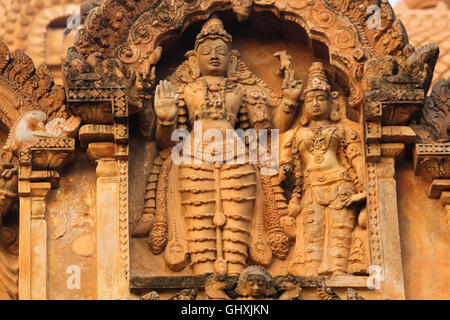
[133,16,304,276]
[0,0,441,301]
[279,62,367,276]
[0,150,18,300]
[411,77,450,143]
[0,40,80,300]
[274,274,302,300]
[3,111,80,153]
[235,266,276,300]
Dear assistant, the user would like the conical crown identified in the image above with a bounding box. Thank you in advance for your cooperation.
[195,16,232,50]
[303,62,331,97]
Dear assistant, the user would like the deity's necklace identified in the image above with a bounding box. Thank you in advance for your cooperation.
[307,126,335,164]
[201,77,228,120]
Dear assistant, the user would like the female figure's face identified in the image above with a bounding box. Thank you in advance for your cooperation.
[304,90,331,121]
[197,39,230,77]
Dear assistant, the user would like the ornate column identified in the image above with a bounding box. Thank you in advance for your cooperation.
[68,87,130,300]
[18,138,75,300]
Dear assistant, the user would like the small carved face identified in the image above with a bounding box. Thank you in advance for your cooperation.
[305,90,331,120]
[197,39,231,77]
[246,274,267,298]
[278,277,298,291]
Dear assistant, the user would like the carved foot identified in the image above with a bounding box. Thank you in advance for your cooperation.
[164,239,189,271]
[131,213,154,237]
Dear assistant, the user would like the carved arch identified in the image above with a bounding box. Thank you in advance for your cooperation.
[64,0,411,109]
[25,4,82,67]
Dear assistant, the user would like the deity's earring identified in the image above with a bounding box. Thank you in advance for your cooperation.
[227,55,238,78]
[330,91,342,122]
[186,50,201,79]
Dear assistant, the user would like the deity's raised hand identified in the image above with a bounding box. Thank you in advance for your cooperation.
[154,80,180,122]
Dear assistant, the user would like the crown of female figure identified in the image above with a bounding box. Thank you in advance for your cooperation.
[195,16,232,50]
[303,62,331,97]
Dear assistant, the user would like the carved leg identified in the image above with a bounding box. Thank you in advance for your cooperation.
[179,164,216,275]
[300,190,325,276]
[221,164,256,276]
[321,207,355,276]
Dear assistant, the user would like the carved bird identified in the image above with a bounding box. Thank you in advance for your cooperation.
[12,111,59,147]
[347,288,365,300]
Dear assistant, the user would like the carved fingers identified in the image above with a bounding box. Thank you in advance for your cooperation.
[344,192,367,208]
[154,80,180,122]
[288,198,301,218]
[0,167,16,180]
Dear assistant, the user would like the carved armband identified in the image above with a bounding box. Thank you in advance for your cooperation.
[346,144,361,162]
[157,119,177,127]
[344,128,362,162]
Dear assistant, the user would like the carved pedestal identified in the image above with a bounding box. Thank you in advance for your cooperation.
[373,145,407,300]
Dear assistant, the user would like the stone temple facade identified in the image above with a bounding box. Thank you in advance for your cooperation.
[0,0,448,300]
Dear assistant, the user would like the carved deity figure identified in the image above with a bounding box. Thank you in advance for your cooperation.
[137,16,302,276]
[280,62,366,276]
[235,266,276,300]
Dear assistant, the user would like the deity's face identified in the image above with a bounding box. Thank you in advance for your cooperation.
[245,274,267,298]
[304,90,331,121]
[197,38,231,77]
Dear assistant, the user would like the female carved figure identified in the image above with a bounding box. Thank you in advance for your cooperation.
[136,17,301,276]
[280,62,366,276]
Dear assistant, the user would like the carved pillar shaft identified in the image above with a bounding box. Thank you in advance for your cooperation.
[440,192,450,232]
[29,182,51,300]
[367,145,406,299]
[18,174,31,300]
[96,159,119,299]
[19,169,53,300]
[93,153,129,299]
